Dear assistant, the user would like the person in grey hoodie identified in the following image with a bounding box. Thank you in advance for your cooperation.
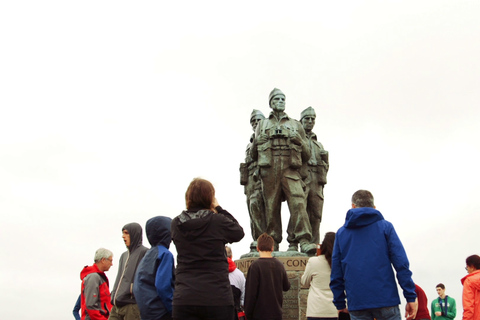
[110,222,148,320]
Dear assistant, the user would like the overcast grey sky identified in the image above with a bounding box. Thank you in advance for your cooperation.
[1,1,480,319]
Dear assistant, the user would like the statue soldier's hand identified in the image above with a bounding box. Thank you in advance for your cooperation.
[256,134,269,145]
[290,132,302,146]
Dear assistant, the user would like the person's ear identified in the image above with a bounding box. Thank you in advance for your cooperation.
[351,203,356,208]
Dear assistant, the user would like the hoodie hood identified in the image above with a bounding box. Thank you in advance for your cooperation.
[174,209,214,240]
[461,269,480,286]
[123,222,143,252]
[344,207,384,228]
[146,216,172,248]
[227,257,236,273]
[80,263,102,280]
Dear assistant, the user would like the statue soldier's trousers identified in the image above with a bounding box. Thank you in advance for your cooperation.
[304,181,324,245]
[245,177,266,241]
[259,158,312,247]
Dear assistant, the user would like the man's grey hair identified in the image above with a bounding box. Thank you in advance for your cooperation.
[351,190,375,208]
[94,248,113,263]
[225,246,232,258]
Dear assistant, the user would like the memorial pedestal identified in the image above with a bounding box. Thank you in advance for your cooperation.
[236,255,310,320]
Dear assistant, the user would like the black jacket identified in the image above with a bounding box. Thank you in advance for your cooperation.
[171,206,244,306]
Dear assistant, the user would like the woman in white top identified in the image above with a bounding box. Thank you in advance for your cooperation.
[301,232,338,320]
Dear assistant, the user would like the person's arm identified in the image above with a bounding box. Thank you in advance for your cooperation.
[446,297,456,319]
[385,223,417,319]
[330,233,347,310]
[240,272,246,307]
[73,294,81,320]
[385,223,417,303]
[84,274,108,320]
[244,264,259,320]
[300,258,314,288]
[463,280,474,320]
[216,206,245,243]
[431,300,436,320]
[282,266,291,292]
[155,248,175,314]
[110,253,125,305]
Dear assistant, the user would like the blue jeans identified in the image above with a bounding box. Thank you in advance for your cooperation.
[349,305,401,320]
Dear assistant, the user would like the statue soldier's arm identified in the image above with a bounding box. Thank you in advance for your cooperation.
[251,119,268,161]
[295,123,311,162]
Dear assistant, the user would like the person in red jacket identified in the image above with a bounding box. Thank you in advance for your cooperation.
[80,248,114,320]
[414,284,431,320]
[461,254,480,320]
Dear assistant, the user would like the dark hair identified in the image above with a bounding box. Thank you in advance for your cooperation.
[466,255,480,270]
[320,232,336,267]
[185,178,215,211]
[436,283,445,289]
[351,190,375,208]
[257,233,274,252]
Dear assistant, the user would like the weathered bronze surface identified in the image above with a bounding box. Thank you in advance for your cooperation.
[240,89,329,256]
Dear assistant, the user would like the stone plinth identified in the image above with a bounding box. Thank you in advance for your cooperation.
[236,255,310,320]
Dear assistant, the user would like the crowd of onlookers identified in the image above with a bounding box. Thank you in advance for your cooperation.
[74,179,480,320]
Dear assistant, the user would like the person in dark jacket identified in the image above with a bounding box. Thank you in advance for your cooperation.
[171,177,245,320]
[244,233,290,320]
[133,216,175,320]
[110,223,148,320]
[73,294,81,320]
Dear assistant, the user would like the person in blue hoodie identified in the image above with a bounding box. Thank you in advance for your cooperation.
[133,216,174,320]
[330,190,417,320]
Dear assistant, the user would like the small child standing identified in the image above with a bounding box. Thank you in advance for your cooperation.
[244,233,291,320]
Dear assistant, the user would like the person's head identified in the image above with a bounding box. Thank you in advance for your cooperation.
[269,88,286,112]
[185,178,215,211]
[250,109,265,131]
[257,233,274,252]
[351,190,375,208]
[466,255,480,273]
[225,246,232,258]
[145,216,172,248]
[121,222,143,250]
[94,248,113,272]
[300,107,316,133]
[436,283,446,297]
[320,232,336,267]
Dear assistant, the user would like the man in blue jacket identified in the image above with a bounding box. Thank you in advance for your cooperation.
[330,190,418,320]
[133,216,174,320]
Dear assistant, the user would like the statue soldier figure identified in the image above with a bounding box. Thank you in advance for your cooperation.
[252,88,316,254]
[240,109,266,250]
[300,107,329,245]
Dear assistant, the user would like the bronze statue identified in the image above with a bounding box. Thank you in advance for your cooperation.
[251,88,316,254]
[240,109,266,250]
[300,107,329,245]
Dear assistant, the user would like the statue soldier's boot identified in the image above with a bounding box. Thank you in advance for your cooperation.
[300,241,317,255]
[287,243,298,251]
[249,241,258,253]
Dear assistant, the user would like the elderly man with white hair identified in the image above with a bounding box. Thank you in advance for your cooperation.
[80,248,114,320]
